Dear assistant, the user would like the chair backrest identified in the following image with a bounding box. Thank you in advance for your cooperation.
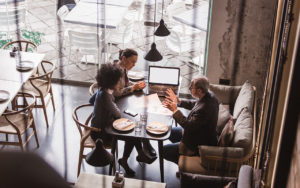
[0,8,26,27]
[72,104,100,139]
[28,61,55,95]
[89,82,98,96]
[2,40,37,52]
[57,5,69,21]
[68,30,100,50]
[122,21,134,44]
[166,30,182,53]
[166,1,186,20]
[2,92,36,127]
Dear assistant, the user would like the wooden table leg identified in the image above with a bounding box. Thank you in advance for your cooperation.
[158,140,164,182]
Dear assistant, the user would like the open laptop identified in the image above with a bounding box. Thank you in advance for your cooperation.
[147,66,180,96]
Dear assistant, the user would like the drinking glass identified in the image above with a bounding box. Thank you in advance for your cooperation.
[135,121,142,132]
[140,113,148,126]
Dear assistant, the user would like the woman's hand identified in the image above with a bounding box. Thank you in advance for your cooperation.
[162,98,178,112]
[165,88,180,104]
[133,81,146,91]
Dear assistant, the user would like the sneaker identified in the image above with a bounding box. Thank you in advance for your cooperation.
[136,152,157,164]
[118,158,135,177]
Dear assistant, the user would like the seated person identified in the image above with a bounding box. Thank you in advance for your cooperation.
[114,48,156,157]
[89,63,155,176]
[162,76,219,164]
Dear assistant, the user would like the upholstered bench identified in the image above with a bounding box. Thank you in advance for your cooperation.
[178,81,257,177]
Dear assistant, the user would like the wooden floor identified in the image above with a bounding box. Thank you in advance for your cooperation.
[1,83,180,188]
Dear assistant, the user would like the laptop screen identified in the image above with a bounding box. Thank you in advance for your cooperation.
[148,66,180,86]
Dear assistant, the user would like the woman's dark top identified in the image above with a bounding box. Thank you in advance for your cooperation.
[89,88,121,144]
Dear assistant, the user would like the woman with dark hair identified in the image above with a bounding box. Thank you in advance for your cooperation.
[89,63,155,176]
[115,49,157,157]
[114,48,146,97]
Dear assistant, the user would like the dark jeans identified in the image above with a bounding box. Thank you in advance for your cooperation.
[163,127,183,164]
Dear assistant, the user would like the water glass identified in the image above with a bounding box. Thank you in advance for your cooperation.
[140,114,148,126]
[135,121,142,132]
[15,51,21,64]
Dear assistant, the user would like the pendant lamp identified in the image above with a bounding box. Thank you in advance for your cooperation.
[154,0,170,36]
[86,139,114,167]
[144,0,163,62]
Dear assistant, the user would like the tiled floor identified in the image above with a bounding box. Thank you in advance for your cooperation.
[1,0,208,95]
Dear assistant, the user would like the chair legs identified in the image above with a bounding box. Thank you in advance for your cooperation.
[50,87,56,111]
[17,133,24,151]
[77,145,84,177]
[32,120,40,148]
[40,97,49,128]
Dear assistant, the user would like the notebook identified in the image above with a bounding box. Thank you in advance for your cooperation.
[147,66,180,96]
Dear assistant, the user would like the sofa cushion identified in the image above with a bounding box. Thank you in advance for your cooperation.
[198,145,244,169]
[209,84,242,109]
[233,81,254,118]
[218,118,234,146]
[178,155,208,174]
[232,108,253,154]
[216,104,232,135]
[237,165,253,188]
[180,172,236,188]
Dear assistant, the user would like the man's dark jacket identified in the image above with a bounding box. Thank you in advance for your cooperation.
[173,91,219,152]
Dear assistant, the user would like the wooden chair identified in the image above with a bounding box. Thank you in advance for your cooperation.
[89,82,98,96]
[0,92,39,151]
[16,61,56,127]
[72,104,112,176]
[2,40,37,52]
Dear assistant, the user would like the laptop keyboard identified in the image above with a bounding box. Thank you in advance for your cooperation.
[148,85,178,96]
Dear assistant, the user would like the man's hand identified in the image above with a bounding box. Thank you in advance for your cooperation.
[162,98,178,112]
[165,88,180,104]
[133,81,146,91]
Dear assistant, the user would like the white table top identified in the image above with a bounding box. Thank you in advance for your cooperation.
[81,0,133,7]
[64,2,128,29]
[0,50,44,83]
[0,80,22,115]
[172,4,209,31]
[0,50,44,116]
[75,173,166,188]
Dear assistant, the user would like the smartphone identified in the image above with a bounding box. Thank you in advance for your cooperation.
[124,109,138,117]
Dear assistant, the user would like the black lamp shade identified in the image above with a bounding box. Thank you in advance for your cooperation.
[154,19,170,36]
[144,43,163,62]
[86,139,114,167]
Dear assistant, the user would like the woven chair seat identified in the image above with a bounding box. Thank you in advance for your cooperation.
[83,129,96,148]
[0,113,32,134]
[22,79,49,97]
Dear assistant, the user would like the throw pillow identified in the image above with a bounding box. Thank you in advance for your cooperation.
[218,118,234,146]
[216,104,232,136]
[232,108,253,154]
[233,80,254,118]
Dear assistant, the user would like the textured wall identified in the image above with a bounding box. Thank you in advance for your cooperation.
[206,0,277,101]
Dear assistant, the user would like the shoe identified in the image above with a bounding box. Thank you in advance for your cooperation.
[143,140,157,157]
[118,158,135,177]
[136,151,157,164]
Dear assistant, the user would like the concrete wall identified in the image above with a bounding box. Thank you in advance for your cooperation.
[206,0,277,101]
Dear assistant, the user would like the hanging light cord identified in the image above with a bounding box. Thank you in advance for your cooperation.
[162,0,164,18]
[153,0,157,41]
